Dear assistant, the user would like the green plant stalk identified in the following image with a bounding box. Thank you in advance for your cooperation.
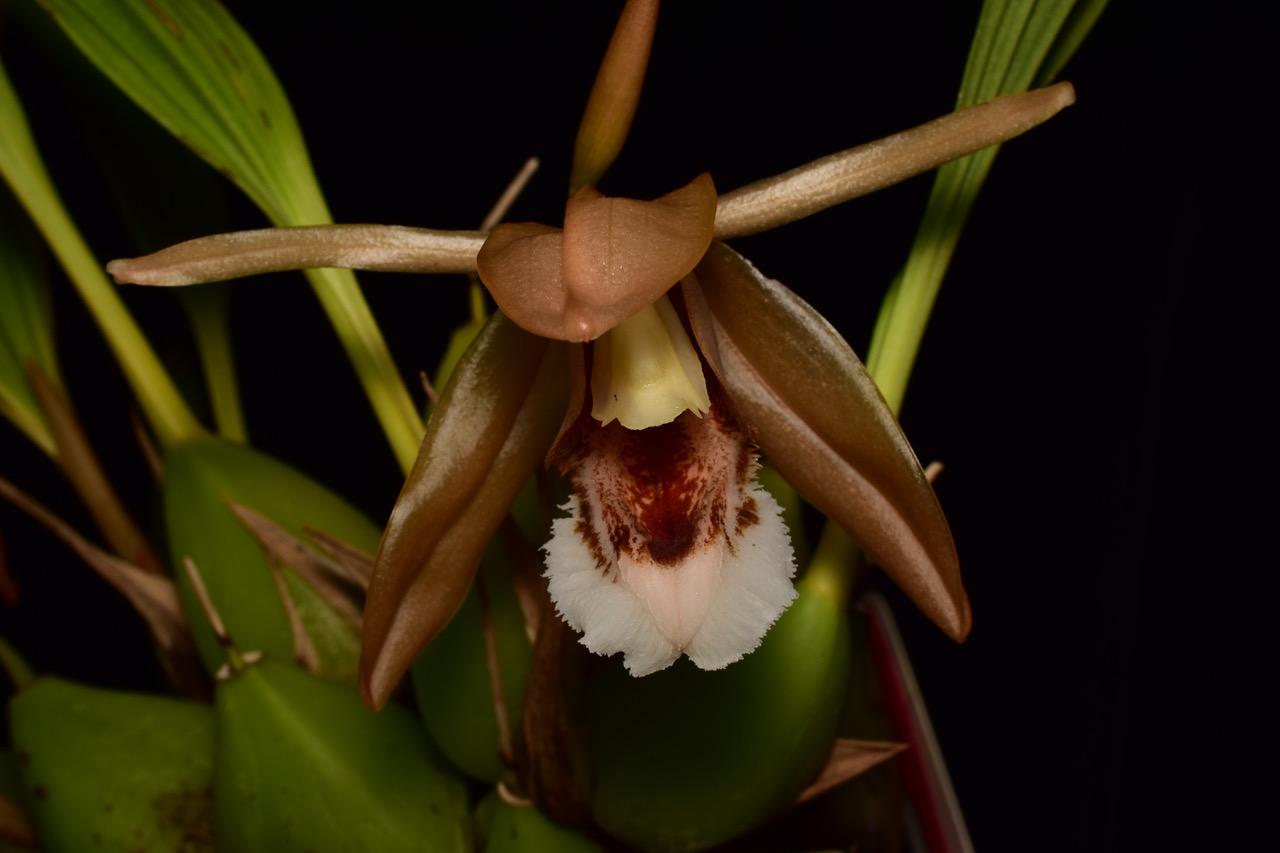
[866,155,991,415]
[803,519,859,612]
[35,0,424,471]
[0,61,203,450]
[1036,0,1110,87]
[178,285,246,442]
[470,280,487,326]
[867,0,1089,412]
[304,266,423,472]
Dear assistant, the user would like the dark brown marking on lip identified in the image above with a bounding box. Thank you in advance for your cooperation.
[563,374,758,577]
[603,502,631,564]
[621,416,703,567]
[735,494,760,538]
[573,491,609,572]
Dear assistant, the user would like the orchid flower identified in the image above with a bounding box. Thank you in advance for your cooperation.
[107,4,1075,709]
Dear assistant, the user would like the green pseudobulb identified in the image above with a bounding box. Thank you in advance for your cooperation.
[474,788,604,853]
[164,436,379,680]
[587,582,850,853]
[214,655,470,852]
[413,539,533,782]
[9,677,214,852]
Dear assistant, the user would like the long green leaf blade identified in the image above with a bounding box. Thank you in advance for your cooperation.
[26,10,250,443]
[867,0,1107,410]
[0,54,203,448]
[39,0,424,469]
[0,191,57,455]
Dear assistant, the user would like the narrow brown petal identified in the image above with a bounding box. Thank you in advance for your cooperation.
[714,82,1076,239]
[475,222,571,339]
[107,224,487,286]
[688,243,970,641]
[480,157,542,233]
[359,314,568,709]
[560,173,716,340]
[569,0,661,193]
[266,556,323,673]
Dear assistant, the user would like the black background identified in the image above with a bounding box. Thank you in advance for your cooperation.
[0,2,1268,850]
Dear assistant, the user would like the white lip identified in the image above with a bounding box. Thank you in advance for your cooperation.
[543,403,797,676]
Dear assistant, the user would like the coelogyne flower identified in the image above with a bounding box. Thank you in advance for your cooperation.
[477,173,798,677]
[108,67,1075,710]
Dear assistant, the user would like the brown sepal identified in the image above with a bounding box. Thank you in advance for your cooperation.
[475,223,566,340]
[359,313,569,709]
[690,242,971,641]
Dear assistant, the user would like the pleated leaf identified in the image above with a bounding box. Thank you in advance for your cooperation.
[868,0,1107,408]
[38,0,317,225]
[37,0,423,467]
[0,50,202,448]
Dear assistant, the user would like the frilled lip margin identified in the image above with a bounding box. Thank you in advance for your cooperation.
[543,333,795,679]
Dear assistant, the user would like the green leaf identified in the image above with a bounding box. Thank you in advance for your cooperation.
[10,677,215,851]
[38,0,313,225]
[163,435,382,678]
[866,0,1107,411]
[1037,0,1111,87]
[37,0,424,469]
[24,7,248,442]
[0,191,56,455]
[0,53,203,448]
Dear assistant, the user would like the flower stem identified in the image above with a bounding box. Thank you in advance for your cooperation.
[303,266,423,473]
[801,520,860,612]
[179,284,247,443]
